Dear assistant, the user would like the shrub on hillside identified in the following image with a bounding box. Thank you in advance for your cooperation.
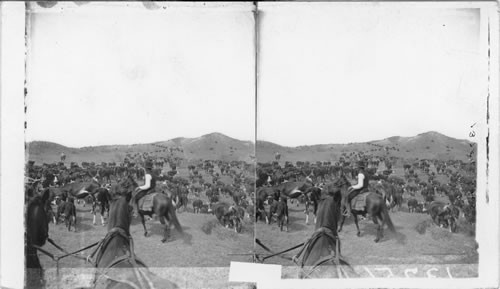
[201,219,218,235]
[415,220,431,235]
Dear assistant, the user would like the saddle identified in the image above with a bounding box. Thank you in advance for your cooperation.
[351,192,370,211]
[138,193,157,212]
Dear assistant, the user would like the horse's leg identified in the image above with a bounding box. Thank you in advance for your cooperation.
[285,214,289,232]
[159,215,169,243]
[140,213,148,237]
[379,214,385,241]
[66,217,70,231]
[372,215,381,243]
[338,213,346,232]
[100,204,106,226]
[354,214,361,237]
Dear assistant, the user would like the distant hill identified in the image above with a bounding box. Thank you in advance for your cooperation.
[27,132,255,164]
[256,131,474,163]
[27,131,473,165]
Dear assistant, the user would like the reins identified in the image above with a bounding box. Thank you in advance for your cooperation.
[90,227,151,289]
[255,239,304,262]
[30,237,100,283]
[292,227,353,279]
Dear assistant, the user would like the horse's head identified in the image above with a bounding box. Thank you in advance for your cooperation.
[335,174,351,188]
[116,175,138,196]
[107,194,133,233]
[26,188,50,247]
[26,181,43,200]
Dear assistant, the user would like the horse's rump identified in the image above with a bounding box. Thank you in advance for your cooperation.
[351,192,370,211]
[139,193,157,212]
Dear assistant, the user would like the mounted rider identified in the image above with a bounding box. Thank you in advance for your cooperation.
[130,160,156,218]
[346,161,369,217]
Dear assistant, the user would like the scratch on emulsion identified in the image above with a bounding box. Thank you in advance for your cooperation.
[24,2,30,152]
[253,1,259,239]
[253,0,259,143]
[485,20,490,204]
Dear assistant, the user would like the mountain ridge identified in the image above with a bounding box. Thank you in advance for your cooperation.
[27,131,473,164]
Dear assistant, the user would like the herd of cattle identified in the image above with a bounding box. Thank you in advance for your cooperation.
[255,152,477,233]
[25,148,477,241]
[25,155,256,237]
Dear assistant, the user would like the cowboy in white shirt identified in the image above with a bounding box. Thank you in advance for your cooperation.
[346,161,369,217]
[130,162,156,217]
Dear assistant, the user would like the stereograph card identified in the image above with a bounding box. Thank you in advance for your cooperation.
[0,1,498,289]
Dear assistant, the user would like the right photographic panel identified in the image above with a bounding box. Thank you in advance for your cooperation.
[255,2,495,280]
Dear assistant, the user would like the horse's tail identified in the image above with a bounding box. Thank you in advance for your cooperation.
[168,205,183,234]
[381,202,396,232]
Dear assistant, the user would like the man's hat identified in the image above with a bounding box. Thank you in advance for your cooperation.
[356,161,366,168]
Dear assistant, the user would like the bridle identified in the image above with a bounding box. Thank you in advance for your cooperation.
[292,227,347,278]
[89,227,153,289]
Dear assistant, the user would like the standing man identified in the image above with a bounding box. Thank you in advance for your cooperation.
[345,161,369,217]
[130,160,156,218]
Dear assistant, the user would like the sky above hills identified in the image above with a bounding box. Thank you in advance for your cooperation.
[25,3,255,147]
[257,4,486,146]
[25,3,487,148]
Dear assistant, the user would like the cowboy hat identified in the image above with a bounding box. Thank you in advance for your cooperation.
[356,161,366,168]
[144,160,154,169]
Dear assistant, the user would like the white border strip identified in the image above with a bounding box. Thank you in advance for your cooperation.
[1,2,498,289]
[0,2,27,289]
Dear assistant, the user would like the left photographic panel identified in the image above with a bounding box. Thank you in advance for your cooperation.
[24,2,256,289]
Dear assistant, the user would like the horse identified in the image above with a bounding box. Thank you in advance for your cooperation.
[274,181,313,199]
[304,186,321,225]
[428,201,459,233]
[267,198,289,231]
[383,183,403,212]
[89,187,111,226]
[276,197,289,231]
[90,191,178,289]
[192,199,203,214]
[27,181,57,225]
[255,197,266,222]
[292,178,352,278]
[117,175,183,243]
[26,188,51,288]
[407,198,419,213]
[56,196,77,231]
[246,205,255,221]
[211,202,243,232]
[60,180,102,199]
[212,202,233,227]
[229,212,243,233]
[338,176,396,242]
[175,192,188,212]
